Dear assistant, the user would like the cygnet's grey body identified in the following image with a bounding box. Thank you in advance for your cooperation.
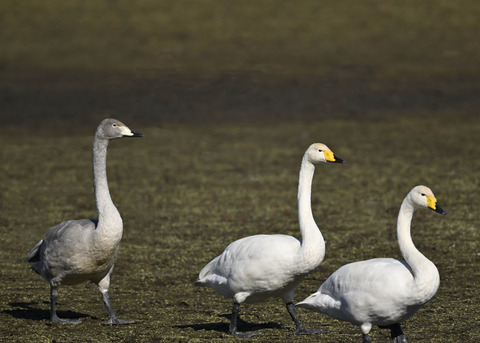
[27,118,143,325]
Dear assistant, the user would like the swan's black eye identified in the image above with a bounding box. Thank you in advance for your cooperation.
[421,193,425,196]
[318,149,322,152]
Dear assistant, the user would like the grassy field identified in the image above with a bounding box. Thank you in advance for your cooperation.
[1,117,479,342]
[1,1,480,342]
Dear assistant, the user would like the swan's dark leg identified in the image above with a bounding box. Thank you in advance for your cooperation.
[286,302,327,335]
[389,323,408,343]
[362,333,373,343]
[229,302,261,337]
[379,323,408,343]
[100,290,138,325]
[98,274,137,325]
[50,286,81,325]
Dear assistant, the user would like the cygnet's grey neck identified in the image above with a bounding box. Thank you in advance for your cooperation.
[92,136,122,230]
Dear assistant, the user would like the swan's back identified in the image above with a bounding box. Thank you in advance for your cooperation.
[322,258,414,297]
[201,234,303,276]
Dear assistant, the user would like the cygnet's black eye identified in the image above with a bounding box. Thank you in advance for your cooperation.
[113,123,117,127]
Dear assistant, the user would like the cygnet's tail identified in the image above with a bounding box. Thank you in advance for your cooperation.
[27,240,43,264]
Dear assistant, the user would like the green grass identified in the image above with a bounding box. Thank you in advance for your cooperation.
[1,114,480,342]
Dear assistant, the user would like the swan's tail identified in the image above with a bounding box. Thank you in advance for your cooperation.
[195,255,220,286]
[296,291,340,312]
[296,292,321,309]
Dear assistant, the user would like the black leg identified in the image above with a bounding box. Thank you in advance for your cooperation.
[389,323,408,343]
[286,302,327,335]
[229,302,261,338]
[379,323,408,343]
[50,286,81,325]
[362,333,373,343]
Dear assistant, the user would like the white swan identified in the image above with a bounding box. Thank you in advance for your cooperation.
[296,185,447,343]
[27,118,143,325]
[195,143,345,337]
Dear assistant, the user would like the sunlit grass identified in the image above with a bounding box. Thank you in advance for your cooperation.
[1,112,479,342]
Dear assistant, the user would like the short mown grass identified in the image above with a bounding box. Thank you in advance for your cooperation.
[1,113,479,342]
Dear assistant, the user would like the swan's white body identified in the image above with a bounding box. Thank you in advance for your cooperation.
[301,257,437,329]
[27,118,142,325]
[297,185,446,342]
[197,232,323,304]
[196,143,344,336]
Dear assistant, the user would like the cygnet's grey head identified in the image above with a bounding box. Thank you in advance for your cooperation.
[96,118,143,140]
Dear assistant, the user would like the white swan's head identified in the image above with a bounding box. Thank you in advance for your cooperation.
[408,185,447,215]
[97,118,144,140]
[305,143,345,164]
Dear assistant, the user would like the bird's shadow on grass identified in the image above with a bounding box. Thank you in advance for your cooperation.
[174,313,282,334]
[4,302,90,322]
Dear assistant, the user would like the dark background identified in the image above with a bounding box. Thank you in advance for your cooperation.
[1,1,479,130]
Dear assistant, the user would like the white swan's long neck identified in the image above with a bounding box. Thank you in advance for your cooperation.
[92,136,122,233]
[397,198,439,295]
[297,156,324,261]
